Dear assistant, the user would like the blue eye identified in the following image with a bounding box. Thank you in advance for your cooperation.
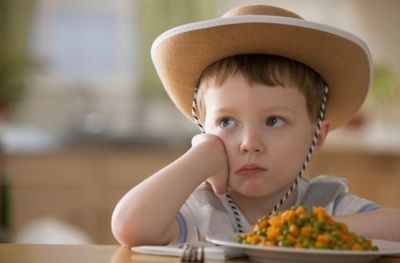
[266,116,285,127]
[219,117,236,128]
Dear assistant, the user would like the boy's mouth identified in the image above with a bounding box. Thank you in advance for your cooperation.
[235,164,267,176]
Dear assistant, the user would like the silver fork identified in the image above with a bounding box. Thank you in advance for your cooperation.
[180,243,204,262]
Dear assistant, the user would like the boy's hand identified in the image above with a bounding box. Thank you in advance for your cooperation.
[191,133,229,194]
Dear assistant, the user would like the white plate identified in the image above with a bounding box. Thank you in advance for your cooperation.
[206,235,400,263]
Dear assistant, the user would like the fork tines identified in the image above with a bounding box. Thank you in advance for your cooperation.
[181,244,204,262]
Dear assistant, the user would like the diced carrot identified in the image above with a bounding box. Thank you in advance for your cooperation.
[295,206,306,216]
[289,225,299,236]
[258,219,268,229]
[300,226,312,238]
[286,234,296,244]
[338,223,348,232]
[245,234,260,244]
[269,216,282,228]
[294,242,304,248]
[315,241,325,249]
[282,210,295,222]
[317,234,331,245]
[267,227,280,240]
[351,243,363,251]
[260,241,275,246]
[312,207,327,219]
[339,231,350,243]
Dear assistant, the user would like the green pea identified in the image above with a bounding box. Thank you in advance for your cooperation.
[302,239,312,248]
[354,236,365,244]
[340,244,349,250]
[278,240,292,247]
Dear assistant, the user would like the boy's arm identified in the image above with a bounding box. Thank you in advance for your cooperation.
[335,208,400,241]
[111,134,228,247]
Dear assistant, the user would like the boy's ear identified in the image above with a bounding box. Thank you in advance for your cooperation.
[314,120,330,152]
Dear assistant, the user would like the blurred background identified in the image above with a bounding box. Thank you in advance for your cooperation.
[0,0,399,244]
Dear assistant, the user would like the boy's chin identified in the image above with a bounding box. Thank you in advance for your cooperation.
[230,185,271,197]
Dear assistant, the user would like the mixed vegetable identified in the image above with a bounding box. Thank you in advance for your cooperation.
[237,206,378,251]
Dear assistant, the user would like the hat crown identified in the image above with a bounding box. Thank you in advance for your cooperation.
[152,4,371,130]
[222,5,303,19]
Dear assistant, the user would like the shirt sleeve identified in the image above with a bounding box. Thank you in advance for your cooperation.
[333,192,382,216]
[176,198,200,243]
[358,203,383,213]
[300,175,382,216]
[176,183,235,243]
[176,212,187,243]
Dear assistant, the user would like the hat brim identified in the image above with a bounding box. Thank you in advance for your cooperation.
[151,15,372,130]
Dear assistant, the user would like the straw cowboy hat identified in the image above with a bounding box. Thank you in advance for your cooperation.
[151,5,372,130]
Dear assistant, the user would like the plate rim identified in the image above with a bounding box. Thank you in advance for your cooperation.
[206,235,400,256]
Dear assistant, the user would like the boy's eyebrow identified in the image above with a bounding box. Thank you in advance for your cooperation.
[209,107,236,114]
[211,105,297,115]
[262,105,297,115]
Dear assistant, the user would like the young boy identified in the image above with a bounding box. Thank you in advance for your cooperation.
[112,5,400,246]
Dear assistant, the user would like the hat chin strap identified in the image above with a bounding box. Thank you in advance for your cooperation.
[191,86,205,132]
[191,85,329,233]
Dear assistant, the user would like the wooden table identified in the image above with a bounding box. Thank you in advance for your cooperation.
[0,243,243,263]
[0,243,399,263]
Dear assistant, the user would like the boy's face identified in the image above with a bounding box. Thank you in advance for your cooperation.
[202,73,321,197]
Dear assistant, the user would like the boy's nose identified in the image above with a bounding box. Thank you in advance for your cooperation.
[239,129,265,154]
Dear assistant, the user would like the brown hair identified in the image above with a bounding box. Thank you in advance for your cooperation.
[196,54,326,122]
